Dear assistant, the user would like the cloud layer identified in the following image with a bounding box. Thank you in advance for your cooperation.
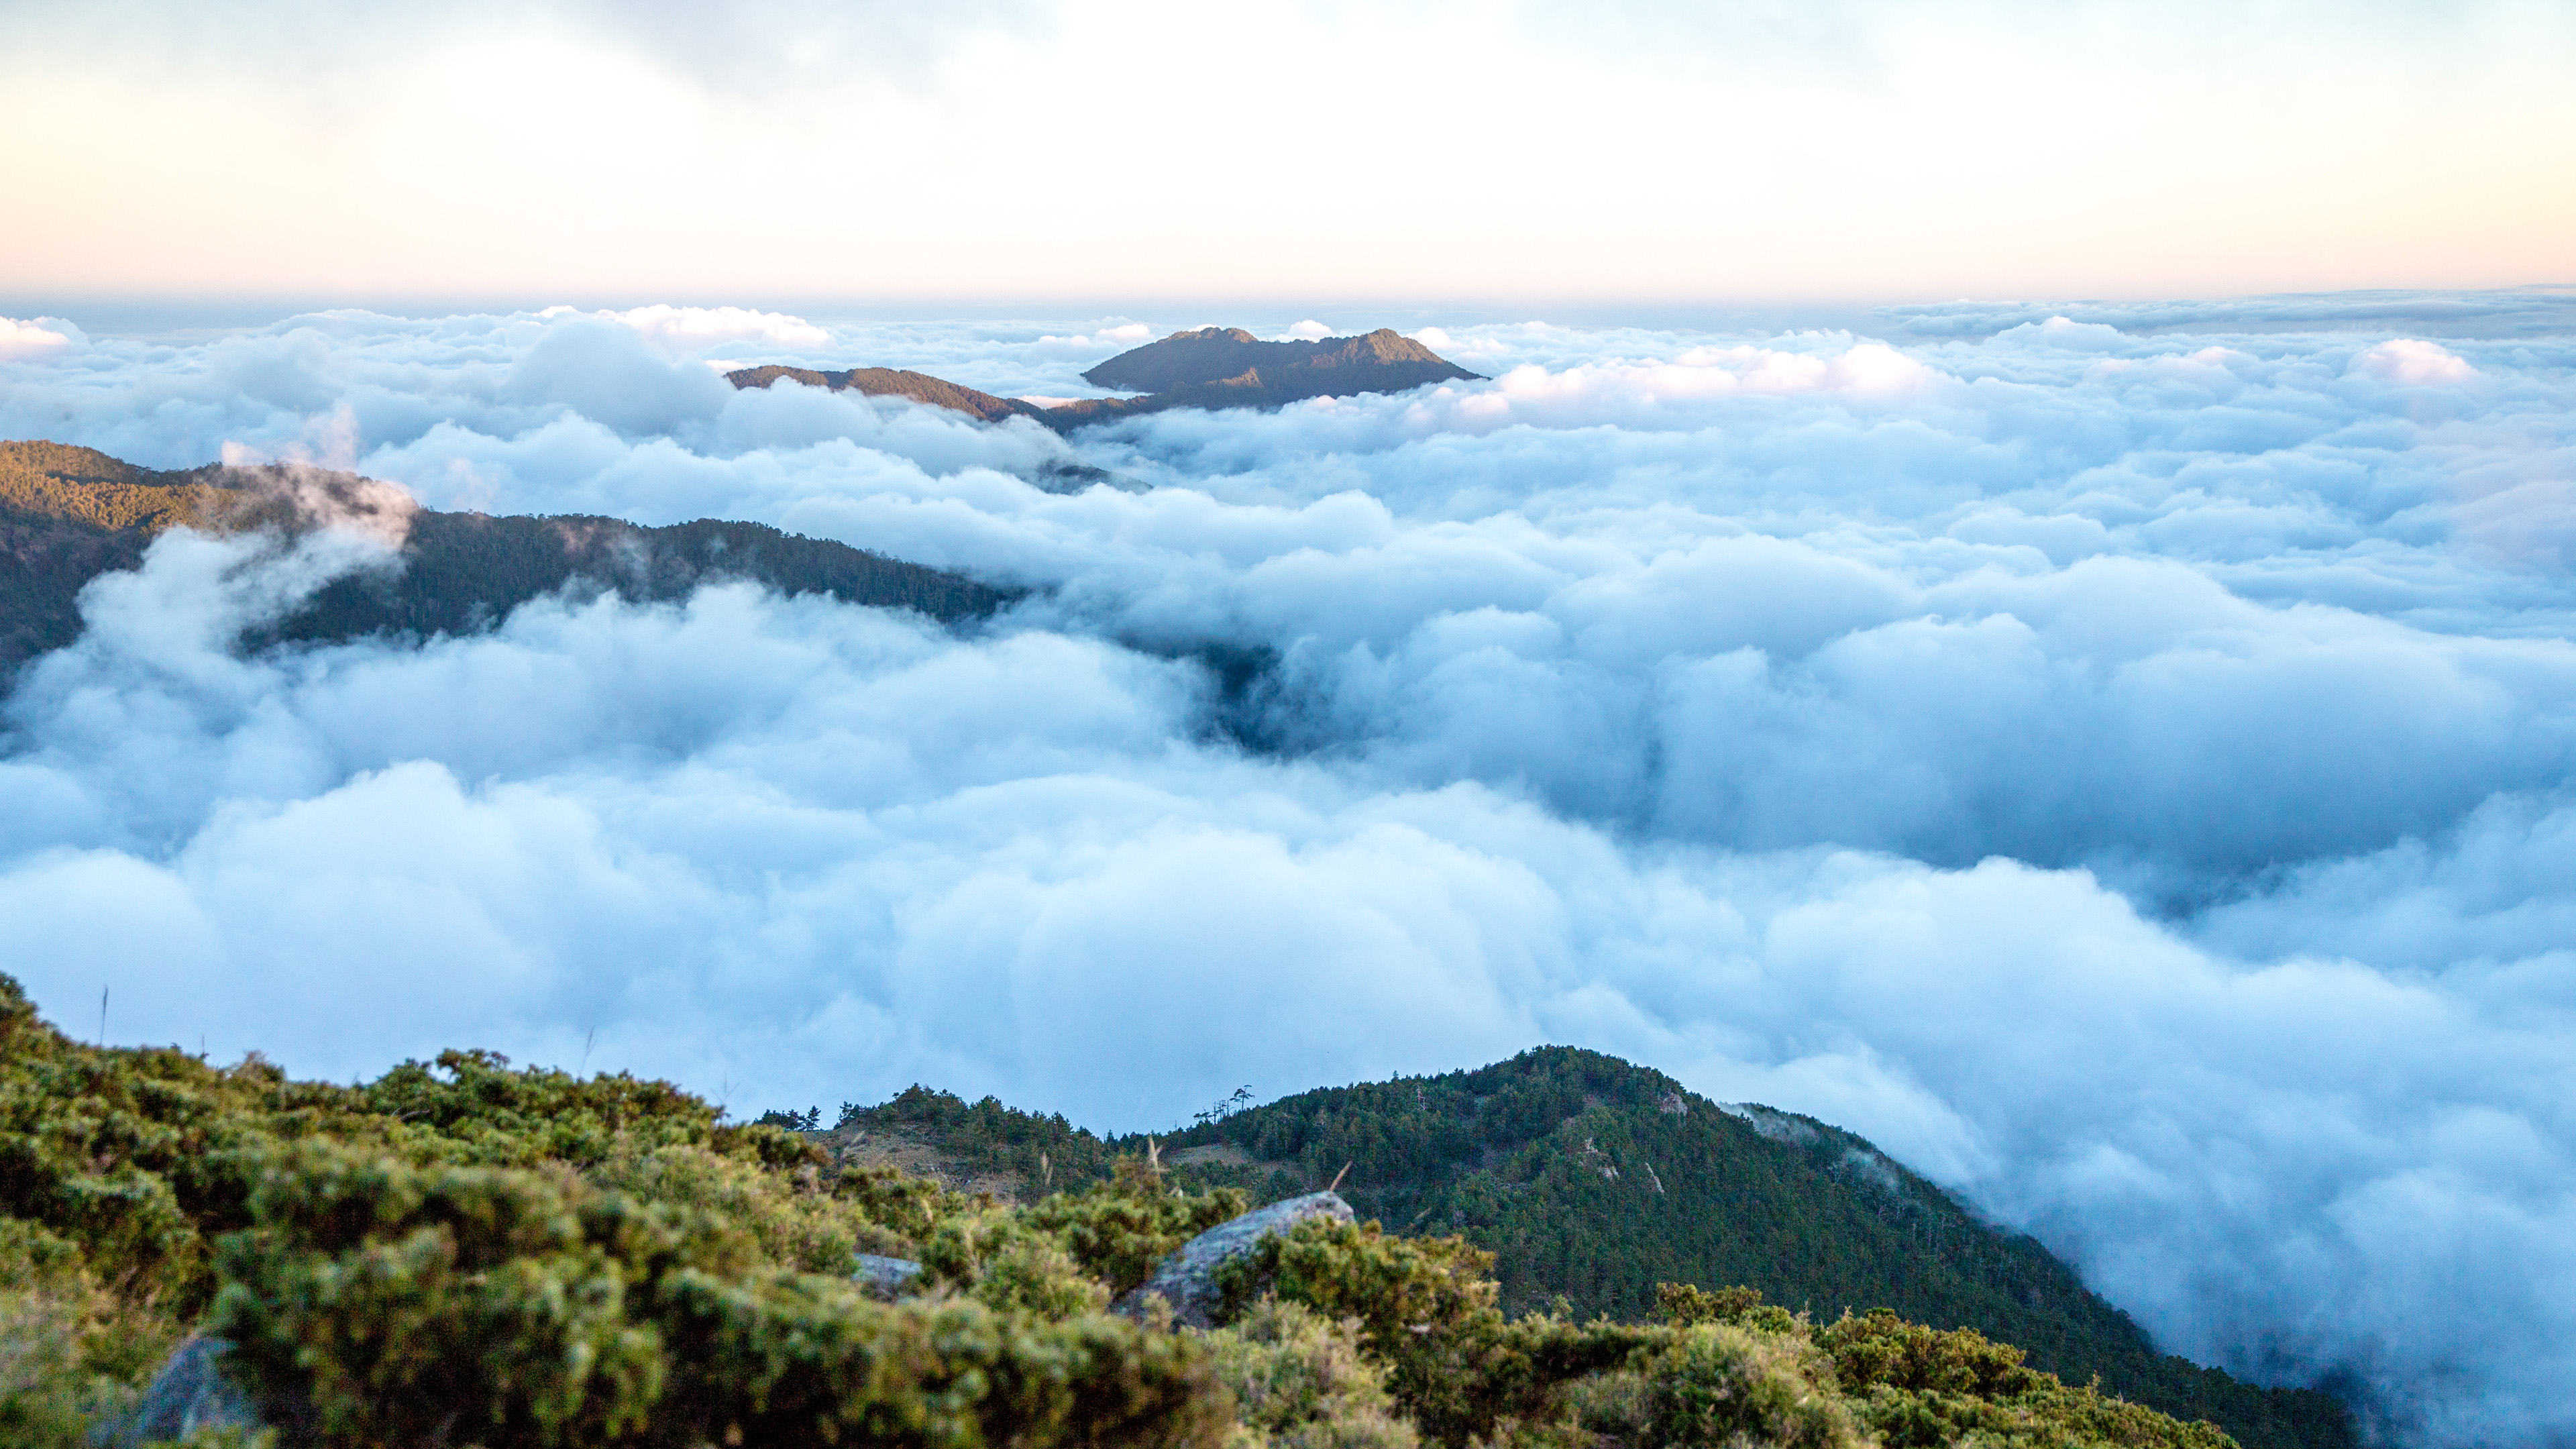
[4,297,2575,1444]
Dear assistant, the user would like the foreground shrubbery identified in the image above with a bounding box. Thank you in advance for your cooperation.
[0,971,2253,1449]
[213,1150,1224,1449]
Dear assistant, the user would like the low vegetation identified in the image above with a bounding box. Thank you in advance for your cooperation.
[828,1053,2352,1449]
[0,971,2327,1449]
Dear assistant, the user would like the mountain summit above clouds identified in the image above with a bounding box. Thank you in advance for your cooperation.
[1046,325,1483,425]
[727,325,1482,431]
[1080,325,1482,396]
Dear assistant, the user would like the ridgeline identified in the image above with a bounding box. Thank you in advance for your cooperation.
[0,439,1014,671]
[2,973,2342,1449]
[726,324,1483,431]
[817,1049,2353,1449]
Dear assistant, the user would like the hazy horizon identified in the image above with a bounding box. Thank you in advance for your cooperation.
[6,1,2571,301]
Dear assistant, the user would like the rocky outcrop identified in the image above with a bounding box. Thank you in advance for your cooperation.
[103,1336,264,1446]
[855,1252,925,1299]
[1112,1190,1354,1330]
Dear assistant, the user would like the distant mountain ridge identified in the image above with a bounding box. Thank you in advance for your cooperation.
[726,324,1483,431]
[723,365,1055,425]
[812,1047,2353,1449]
[0,440,1013,670]
[1083,325,1481,394]
[0,440,254,667]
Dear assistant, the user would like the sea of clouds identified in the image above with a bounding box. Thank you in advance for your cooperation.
[3,292,2573,1443]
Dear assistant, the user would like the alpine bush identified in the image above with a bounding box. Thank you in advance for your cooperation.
[209,1147,1228,1449]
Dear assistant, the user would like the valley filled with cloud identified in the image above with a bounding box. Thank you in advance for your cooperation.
[3,296,2573,1442]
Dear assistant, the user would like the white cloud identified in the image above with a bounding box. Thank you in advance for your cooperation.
[0,315,79,359]
[4,298,2576,1442]
[606,303,834,354]
[2351,337,2478,385]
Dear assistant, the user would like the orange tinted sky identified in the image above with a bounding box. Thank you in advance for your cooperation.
[4,0,2570,305]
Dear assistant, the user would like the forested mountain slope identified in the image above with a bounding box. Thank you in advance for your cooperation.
[0,440,1014,669]
[4,973,2266,1449]
[817,1049,2353,1449]
[0,441,243,666]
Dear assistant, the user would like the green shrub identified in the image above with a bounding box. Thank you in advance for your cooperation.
[1818,1308,2041,1398]
[1631,1323,1858,1449]
[1218,1218,1499,1353]
[1024,1157,1248,1295]
[0,975,814,1328]
[0,991,372,1318]
[1821,1310,2236,1449]
[1656,1282,1801,1337]
[1222,1219,1656,1447]
[1205,1296,1417,1449]
[831,1161,975,1248]
[646,1265,1221,1449]
[0,1215,176,1448]
[207,1147,1228,1449]
[919,1207,1112,1320]
[589,1142,904,1275]
[362,1049,822,1173]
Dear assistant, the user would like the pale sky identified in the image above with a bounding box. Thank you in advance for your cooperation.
[3,0,2570,305]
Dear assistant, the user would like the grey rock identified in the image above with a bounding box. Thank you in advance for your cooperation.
[103,1335,262,1446]
[854,1253,924,1299]
[1113,1191,1354,1330]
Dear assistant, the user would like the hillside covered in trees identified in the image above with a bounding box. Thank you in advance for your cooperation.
[4,972,2295,1449]
[0,440,1015,671]
[816,1051,2352,1449]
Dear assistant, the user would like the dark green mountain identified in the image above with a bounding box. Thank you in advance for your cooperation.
[254,508,1016,648]
[0,440,1014,670]
[817,1048,2352,1449]
[0,441,244,667]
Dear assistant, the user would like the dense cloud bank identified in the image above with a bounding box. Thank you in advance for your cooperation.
[4,297,2575,1444]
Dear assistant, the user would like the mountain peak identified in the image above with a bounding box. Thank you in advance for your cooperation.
[1076,324,1481,407]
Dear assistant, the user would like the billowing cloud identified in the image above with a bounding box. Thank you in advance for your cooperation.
[5,296,2576,1443]
[599,304,836,356]
[0,315,78,359]
[2351,338,2478,386]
